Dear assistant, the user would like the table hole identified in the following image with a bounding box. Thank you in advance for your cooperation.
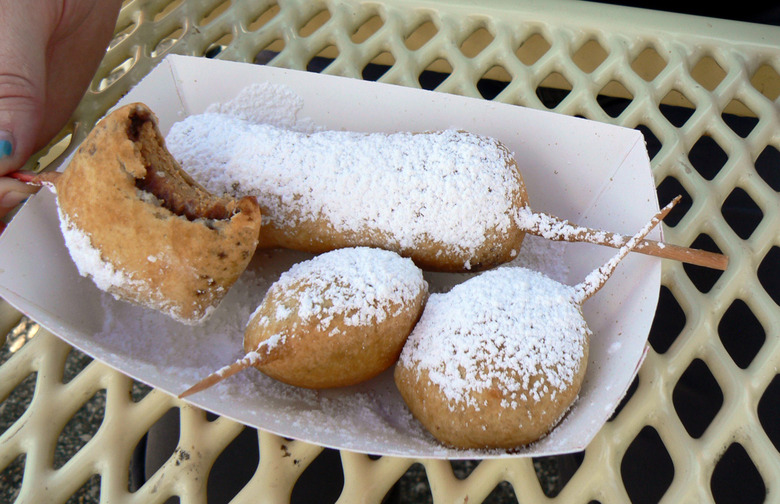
[110,20,136,50]
[94,56,137,92]
[535,72,571,109]
[290,448,343,504]
[721,187,763,240]
[659,89,696,128]
[153,0,184,22]
[758,375,780,451]
[688,134,728,181]
[62,347,94,384]
[204,33,234,58]
[67,473,101,503]
[404,20,438,51]
[673,359,723,438]
[691,55,726,92]
[54,390,106,469]
[351,14,384,44]
[573,39,608,74]
[648,287,686,354]
[757,246,779,306]
[298,9,331,38]
[207,427,259,504]
[306,45,339,73]
[631,46,666,82]
[484,481,517,502]
[634,124,661,161]
[396,463,432,503]
[0,372,36,435]
[751,64,780,102]
[460,27,494,59]
[597,80,633,118]
[477,65,511,100]
[150,27,184,59]
[247,3,280,32]
[254,39,285,65]
[683,234,725,293]
[418,58,452,90]
[515,32,550,66]
[655,176,691,228]
[449,459,480,480]
[140,408,180,482]
[755,145,780,192]
[0,453,25,503]
[539,451,584,497]
[710,443,766,504]
[362,51,395,81]
[609,374,640,420]
[199,0,232,28]
[620,426,674,504]
[718,299,765,369]
[131,382,153,403]
[721,99,759,138]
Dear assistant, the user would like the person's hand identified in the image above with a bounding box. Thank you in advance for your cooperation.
[0,0,122,224]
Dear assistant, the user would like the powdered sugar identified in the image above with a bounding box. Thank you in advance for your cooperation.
[58,207,140,296]
[399,266,589,409]
[252,247,426,335]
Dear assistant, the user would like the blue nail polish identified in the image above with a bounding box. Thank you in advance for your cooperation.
[0,139,11,159]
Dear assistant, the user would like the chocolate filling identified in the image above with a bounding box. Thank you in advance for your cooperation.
[128,109,231,221]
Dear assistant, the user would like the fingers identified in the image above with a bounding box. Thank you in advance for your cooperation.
[0,176,39,222]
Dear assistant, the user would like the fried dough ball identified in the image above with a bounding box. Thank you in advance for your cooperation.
[394,267,590,449]
[245,247,428,388]
[179,247,428,397]
[45,103,262,324]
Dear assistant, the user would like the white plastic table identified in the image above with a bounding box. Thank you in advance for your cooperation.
[1,1,779,502]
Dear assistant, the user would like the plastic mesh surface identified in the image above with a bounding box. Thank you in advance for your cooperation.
[1,0,779,502]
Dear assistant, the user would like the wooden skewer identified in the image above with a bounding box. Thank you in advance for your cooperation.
[574,197,676,303]
[519,196,728,271]
[9,170,60,185]
[14,172,726,271]
[178,337,284,399]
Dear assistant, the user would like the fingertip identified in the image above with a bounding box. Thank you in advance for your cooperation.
[0,177,40,209]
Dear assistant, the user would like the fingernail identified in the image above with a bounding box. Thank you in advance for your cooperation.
[1,190,29,209]
[0,131,12,159]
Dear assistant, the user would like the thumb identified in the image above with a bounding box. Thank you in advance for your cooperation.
[0,1,53,175]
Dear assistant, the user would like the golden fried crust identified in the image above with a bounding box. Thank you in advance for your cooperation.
[56,103,262,323]
[393,344,588,450]
[243,281,428,389]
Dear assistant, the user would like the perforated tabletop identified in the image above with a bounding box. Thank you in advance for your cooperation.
[1,0,779,502]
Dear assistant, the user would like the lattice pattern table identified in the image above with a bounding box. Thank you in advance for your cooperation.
[1,0,779,502]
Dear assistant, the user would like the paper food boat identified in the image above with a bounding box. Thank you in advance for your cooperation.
[0,55,660,458]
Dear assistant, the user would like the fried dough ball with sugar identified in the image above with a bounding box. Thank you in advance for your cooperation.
[37,103,262,324]
[395,267,590,449]
[394,201,673,450]
[180,247,428,396]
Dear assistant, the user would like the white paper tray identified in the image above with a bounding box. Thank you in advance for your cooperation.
[0,55,661,458]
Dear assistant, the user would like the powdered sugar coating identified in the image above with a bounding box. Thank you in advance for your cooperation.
[253,247,427,335]
[166,113,522,266]
[399,266,590,409]
[56,205,212,324]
